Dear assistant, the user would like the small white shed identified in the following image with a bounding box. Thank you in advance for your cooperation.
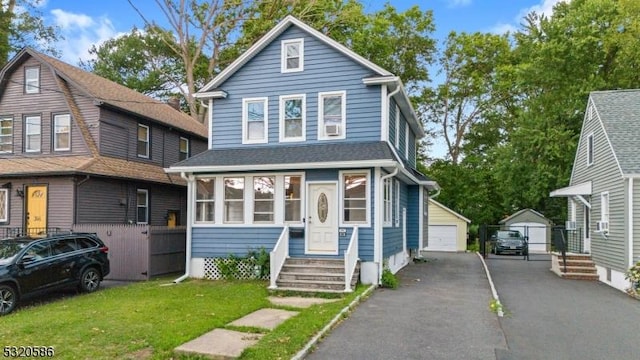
[499,209,552,253]
[425,199,471,252]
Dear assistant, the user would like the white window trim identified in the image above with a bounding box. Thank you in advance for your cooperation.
[405,122,410,158]
[136,189,149,224]
[281,38,304,73]
[279,94,306,142]
[395,179,400,227]
[192,172,305,227]
[601,192,609,222]
[242,97,268,144]
[179,136,190,160]
[394,104,400,148]
[194,177,215,224]
[383,178,392,227]
[137,124,150,158]
[252,176,276,224]
[53,114,71,151]
[0,188,8,222]
[570,199,576,222]
[318,91,347,140]
[587,133,594,166]
[223,177,245,224]
[25,66,39,94]
[0,116,13,154]
[339,169,371,227]
[25,115,41,153]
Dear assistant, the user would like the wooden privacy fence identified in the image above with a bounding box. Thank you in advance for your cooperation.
[71,224,186,281]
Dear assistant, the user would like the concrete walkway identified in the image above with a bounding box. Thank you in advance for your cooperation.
[174,296,337,358]
[487,255,640,360]
[307,252,507,360]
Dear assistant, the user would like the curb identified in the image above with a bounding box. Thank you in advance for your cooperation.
[476,252,504,317]
[291,284,377,360]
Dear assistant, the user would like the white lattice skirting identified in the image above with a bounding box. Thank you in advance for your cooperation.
[203,257,270,280]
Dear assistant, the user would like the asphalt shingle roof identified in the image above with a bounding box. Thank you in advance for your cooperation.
[590,89,640,175]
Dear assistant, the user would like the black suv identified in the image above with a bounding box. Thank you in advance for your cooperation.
[0,233,110,315]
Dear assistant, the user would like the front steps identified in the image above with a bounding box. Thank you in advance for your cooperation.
[274,258,359,293]
[550,252,599,281]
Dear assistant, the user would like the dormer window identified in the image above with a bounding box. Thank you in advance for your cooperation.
[281,39,304,73]
[25,66,40,94]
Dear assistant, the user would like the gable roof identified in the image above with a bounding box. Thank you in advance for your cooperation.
[498,208,550,225]
[588,89,640,175]
[429,199,471,223]
[197,15,425,138]
[0,48,207,139]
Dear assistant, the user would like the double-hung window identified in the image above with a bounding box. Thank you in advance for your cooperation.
[285,175,302,223]
[243,98,268,144]
[179,137,189,161]
[280,95,305,142]
[137,189,149,224]
[383,178,392,226]
[342,172,368,225]
[224,177,244,223]
[195,178,215,223]
[25,66,40,94]
[0,188,8,223]
[281,39,304,72]
[0,116,13,153]
[53,114,71,151]
[137,124,149,158]
[253,176,275,223]
[318,91,346,140]
[25,115,41,152]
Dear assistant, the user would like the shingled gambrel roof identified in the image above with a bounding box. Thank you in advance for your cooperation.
[590,89,640,175]
[10,48,208,139]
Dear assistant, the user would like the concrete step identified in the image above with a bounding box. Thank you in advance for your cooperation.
[276,279,346,291]
[274,286,346,294]
[552,252,593,261]
[281,264,345,274]
[285,258,344,266]
[279,272,346,282]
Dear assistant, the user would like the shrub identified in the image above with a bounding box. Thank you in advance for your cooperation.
[380,267,398,289]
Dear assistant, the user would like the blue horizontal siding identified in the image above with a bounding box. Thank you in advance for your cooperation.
[211,26,382,148]
[383,179,408,258]
[192,227,283,257]
[306,169,338,182]
[407,186,420,249]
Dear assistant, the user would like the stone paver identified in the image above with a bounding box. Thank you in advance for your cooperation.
[174,329,263,358]
[229,308,299,330]
[268,296,340,308]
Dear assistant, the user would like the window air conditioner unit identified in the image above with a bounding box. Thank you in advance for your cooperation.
[325,123,341,136]
[596,221,609,233]
[565,221,577,230]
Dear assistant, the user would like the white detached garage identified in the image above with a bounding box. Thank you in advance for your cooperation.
[499,209,552,253]
[425,199,471,252]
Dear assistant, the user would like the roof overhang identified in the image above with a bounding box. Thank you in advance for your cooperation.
[549,181,592,197]
[193,90,227,99]
[166,159,398,174]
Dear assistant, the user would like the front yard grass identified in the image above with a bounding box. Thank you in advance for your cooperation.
[0,278,367,359]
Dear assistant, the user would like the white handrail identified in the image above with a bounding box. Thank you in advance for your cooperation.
[344,226,359,292]
[269,226,289,289]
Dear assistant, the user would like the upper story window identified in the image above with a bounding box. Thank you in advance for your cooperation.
[137,189,149,224]
[318,91,346,140]
[281,38,304,73]
[53,114,71,151]
[587,133,594,166]
[25,115,41,153]
[0,116,13,153]
[195,178,215,223]
[242,97,268,144]
[0,188,8,223]
[253,176,275,223]
[279,94,305,142]
[137,124,149,158]
[224,177,244,223]
[179,137,189,161]
[341,171,369,225]
[25,66,40,94]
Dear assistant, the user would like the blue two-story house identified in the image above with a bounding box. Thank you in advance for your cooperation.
[167,16,439,291]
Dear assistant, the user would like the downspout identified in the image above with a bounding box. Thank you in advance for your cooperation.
[429,187,441,199]
[174,172,194,283]
[377,166,399,283]
[629,177,634,268]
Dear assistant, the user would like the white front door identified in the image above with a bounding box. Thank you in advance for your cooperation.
[307,183,338,254]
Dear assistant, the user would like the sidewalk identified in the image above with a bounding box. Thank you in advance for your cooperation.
[306,252,507,360]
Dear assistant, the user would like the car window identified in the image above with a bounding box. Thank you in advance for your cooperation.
[77,237,99,249]
[0,241,28,265]
[25,242,51,260]
[51,239,79,255]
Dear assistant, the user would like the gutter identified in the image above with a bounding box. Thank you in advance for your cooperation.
[174,172,194,283]
[377,166,399,283]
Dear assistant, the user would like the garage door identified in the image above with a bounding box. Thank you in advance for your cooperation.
[426,225,457,251]
[509,222,547,252]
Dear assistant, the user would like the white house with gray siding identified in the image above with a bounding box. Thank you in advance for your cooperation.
[551,89,640,292]
[167,16,439,289]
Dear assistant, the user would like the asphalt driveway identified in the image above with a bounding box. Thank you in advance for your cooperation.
[307,252,507,360]
[487,255,640,360]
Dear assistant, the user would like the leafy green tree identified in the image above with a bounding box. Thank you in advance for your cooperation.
[0,0,60,65]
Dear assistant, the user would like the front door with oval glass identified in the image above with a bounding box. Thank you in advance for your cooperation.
[307,183,338,254]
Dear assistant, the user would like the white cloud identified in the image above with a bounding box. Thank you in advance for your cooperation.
[49,9,121,64]
[490,0,571,34]
[446,0,472,8]
[490,23,518,35]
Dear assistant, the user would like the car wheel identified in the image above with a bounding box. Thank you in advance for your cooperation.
[495,250,501,255]
[79,268,101,293]
[0,284,17,316]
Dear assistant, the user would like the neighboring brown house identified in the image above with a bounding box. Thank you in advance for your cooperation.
[0,48,208,235]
